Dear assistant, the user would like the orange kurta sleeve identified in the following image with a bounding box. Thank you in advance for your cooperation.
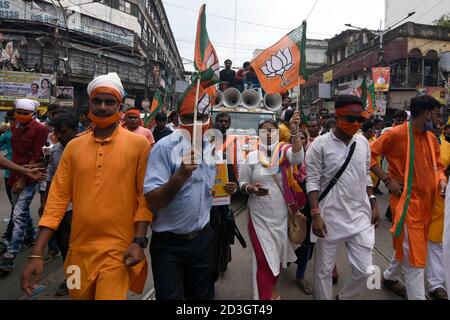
[134,139,153,223]
[39,143,73,230]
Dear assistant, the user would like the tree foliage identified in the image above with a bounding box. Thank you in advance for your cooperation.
[434,14,450,28]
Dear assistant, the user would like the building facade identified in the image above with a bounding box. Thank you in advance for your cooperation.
[303,22,450,119]
[385,0,448,28]
[0,0,184,110]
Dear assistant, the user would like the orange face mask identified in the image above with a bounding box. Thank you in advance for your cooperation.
[336,118,361,136]
[88,111,119,129]
[14,112,33,124]
[179,117,211,138]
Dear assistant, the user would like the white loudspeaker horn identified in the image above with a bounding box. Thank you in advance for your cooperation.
[241,89,262,109]
[223,87,241,108]
[213,90,223,108]
[263,93,282,111]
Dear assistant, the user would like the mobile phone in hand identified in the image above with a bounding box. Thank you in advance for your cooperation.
[258,187,269,194]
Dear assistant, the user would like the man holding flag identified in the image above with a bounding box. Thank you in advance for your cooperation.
[370,95,447,300]
[144,81,216,300]
[143,4,219,300]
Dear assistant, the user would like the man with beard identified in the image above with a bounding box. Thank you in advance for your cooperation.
[208,112,246,298]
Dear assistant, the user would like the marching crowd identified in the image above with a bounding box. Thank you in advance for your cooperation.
[0,70,449,300]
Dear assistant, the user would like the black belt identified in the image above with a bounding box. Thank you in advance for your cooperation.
[152,223,210,242]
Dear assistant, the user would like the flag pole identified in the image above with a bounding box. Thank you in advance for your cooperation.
[192,76,201,155]
[296,75,301,111]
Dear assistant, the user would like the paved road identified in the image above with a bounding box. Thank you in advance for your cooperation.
[0,178,405,300]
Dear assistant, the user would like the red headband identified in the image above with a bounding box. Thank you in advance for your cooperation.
[335,104,363,116]
[125,109,143,126]
[125,109,141,118]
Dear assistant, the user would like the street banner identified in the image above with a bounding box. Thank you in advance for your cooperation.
[211,163,230,206]
[251,21,308,94]
[323,70,333,83]
[194,4,220,89]
[0,71,51,104]
[372,67,390,92]
[374,92,387,116]
[416,86,447,105]
[55,86,74,107]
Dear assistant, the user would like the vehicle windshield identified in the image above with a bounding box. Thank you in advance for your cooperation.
[212,112,274,136]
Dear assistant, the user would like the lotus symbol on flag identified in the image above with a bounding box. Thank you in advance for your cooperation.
[197,93,211,115]
[260,47,294,87]
[206,51,219,75]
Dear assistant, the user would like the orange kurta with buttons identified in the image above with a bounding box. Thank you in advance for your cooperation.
[39,126,152,299]
[370,123,445,268]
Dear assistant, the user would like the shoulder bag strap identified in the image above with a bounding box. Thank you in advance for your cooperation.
[318,141,356,202]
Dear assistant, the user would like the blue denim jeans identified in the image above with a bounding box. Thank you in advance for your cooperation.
[7,183,39,256]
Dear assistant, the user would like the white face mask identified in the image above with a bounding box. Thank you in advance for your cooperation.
[178,116,210,127]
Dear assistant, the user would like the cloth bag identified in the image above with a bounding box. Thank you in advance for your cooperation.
[272,174,307,245]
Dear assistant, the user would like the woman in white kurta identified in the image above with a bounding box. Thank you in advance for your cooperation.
[239,116,304,300]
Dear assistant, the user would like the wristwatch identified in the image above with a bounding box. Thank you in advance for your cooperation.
[132,237,149,249]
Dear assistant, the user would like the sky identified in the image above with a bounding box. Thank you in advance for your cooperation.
[163,0,387,71]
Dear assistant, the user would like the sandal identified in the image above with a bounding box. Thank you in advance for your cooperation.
[381,277,407,299]
[296,278,312,295]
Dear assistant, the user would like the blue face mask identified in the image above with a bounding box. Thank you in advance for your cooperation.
[424,119,434,132]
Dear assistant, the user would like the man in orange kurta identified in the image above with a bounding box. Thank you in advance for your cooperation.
[370,95,446,300]
[21,73,153,299]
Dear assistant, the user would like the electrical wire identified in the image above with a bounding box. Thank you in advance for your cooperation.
[415,0,446,21]
[305,0,319,20]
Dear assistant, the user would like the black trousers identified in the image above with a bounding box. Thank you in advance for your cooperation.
[150,226,214,300]
[2,178,13,241]
[55,210,72,261]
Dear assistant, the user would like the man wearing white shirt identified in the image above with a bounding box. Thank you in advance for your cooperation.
[306,94,380,300]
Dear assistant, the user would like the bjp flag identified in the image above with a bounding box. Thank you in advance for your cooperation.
[194,4,220,88]
[144,90,163,128]
[359,73,376,116]
[177,81,213,116]
[251,21,308,94]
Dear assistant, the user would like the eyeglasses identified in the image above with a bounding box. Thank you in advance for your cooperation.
[92,98,117,106]
[341,115,365,123]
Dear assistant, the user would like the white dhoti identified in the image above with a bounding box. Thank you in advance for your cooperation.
[426,241,446,292]
[313,226,374,300]
[383,226,425,300]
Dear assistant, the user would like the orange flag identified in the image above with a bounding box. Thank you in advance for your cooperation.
[251,21,308,94]
[194,4,220,88]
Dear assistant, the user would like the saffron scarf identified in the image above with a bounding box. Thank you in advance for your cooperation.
[391,121,440,237]
[259,142,307,211]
